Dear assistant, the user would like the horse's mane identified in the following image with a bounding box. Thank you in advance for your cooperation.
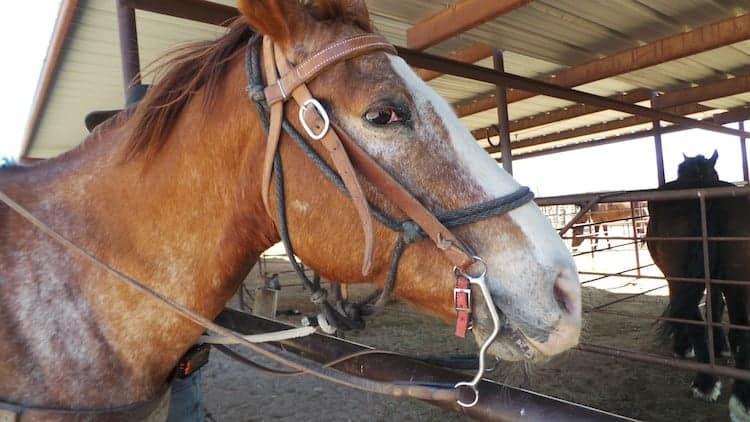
[123,18,254,160]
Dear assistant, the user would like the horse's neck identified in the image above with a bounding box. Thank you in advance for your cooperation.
[0,62,278,406]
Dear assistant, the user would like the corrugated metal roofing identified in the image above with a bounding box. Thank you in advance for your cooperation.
[24,0,750,159]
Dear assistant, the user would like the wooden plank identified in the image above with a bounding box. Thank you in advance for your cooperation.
[406,0,532,50]
[655,73,750,109]
[453,13,750,117]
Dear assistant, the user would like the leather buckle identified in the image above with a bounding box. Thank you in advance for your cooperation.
[454,287,471,312]
[299,98,330,140]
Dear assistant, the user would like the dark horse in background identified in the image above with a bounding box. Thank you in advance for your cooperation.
[648,151,750,420]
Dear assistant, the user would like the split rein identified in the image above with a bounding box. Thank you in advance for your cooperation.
[0,33,534,409]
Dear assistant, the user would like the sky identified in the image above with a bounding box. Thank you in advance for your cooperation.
[0,1,747,197]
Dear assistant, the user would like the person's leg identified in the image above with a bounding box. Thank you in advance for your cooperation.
[167,369,204,422]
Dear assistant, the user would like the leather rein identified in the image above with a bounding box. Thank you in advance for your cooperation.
[0,32,534,414]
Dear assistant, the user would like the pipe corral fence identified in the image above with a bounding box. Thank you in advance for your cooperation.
[538,185,750,382]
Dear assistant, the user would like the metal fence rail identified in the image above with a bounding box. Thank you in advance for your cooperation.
[541,185,750,380]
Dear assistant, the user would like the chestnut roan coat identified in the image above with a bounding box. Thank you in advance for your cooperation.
[0,0,581,419]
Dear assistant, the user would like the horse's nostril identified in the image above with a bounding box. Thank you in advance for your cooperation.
[553,273,577,316]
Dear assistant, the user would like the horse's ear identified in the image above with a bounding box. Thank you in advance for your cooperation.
[305,0,372,31]
[709,149,719,166]
[237,0,307,45]
[682,152,688,160]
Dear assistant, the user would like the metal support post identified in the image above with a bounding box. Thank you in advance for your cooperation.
[116,0,141,97]
[493,50,513,174]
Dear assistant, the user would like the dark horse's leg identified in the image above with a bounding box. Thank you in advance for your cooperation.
[709,287,730,357]
[725,285,750,421]
[668,279,721,401]
[591,224,600,257]
[668,280,694,358]
[603,224,611,249]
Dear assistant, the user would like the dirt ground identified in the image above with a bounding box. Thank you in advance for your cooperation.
[201,240,734,422]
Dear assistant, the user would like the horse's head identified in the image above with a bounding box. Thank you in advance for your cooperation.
[677,150,719,184]
[239,0,580,362]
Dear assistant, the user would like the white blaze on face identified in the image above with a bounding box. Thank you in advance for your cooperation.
[386,56,573,269]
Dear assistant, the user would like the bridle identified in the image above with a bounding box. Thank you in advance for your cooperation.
[0,30,535,413]
[248,31,533,406]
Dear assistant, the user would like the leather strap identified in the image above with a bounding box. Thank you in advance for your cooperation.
[273,43,375,275]
[260,32,475,274]
[264,34,396,106]
[261,38,285,215]
[332,123,475,269]
[0,384,170,422]
[454,275,471,337]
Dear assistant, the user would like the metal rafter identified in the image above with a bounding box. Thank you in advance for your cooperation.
[452,13,750,118]
[396,46,750,138]
[415,43,493,81]
[511,106,750,161]
[474,72,750,140]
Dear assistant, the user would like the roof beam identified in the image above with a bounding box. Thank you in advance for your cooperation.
[472,89,653,139]
[406,0,532,50]
[512,106,750,161]
[474,72,750,139]
[123,0,237,26]
[655,73,750,109]
[494,103,709,153]
[416,43,493,81]
[397,46,750,138]
[453,12,750,118]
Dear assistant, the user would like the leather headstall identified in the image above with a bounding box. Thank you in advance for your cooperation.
[259,34,477,278]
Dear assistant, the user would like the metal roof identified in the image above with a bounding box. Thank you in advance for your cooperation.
[23,0,750,159]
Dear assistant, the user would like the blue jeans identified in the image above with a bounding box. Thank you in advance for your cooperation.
[166,369,204,422]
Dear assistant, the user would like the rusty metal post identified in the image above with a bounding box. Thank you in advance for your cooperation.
[741,120,749,183]
[116,0,141,97]
[699,193,717,368]
[629,201,642,277]
[651,92,666,186]
[493,49,513,174]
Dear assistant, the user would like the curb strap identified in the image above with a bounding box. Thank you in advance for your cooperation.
[454,275,471,338]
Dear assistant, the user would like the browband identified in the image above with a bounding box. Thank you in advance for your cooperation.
[264,34,396,106]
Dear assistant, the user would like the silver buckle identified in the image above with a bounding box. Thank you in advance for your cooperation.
[453,287,471,312]
[299,98,330,140]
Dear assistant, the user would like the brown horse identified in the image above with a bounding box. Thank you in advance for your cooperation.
[571,202,646,252]
[0,0,580,419]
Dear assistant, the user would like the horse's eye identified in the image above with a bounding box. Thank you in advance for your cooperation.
[363,106,404,126]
